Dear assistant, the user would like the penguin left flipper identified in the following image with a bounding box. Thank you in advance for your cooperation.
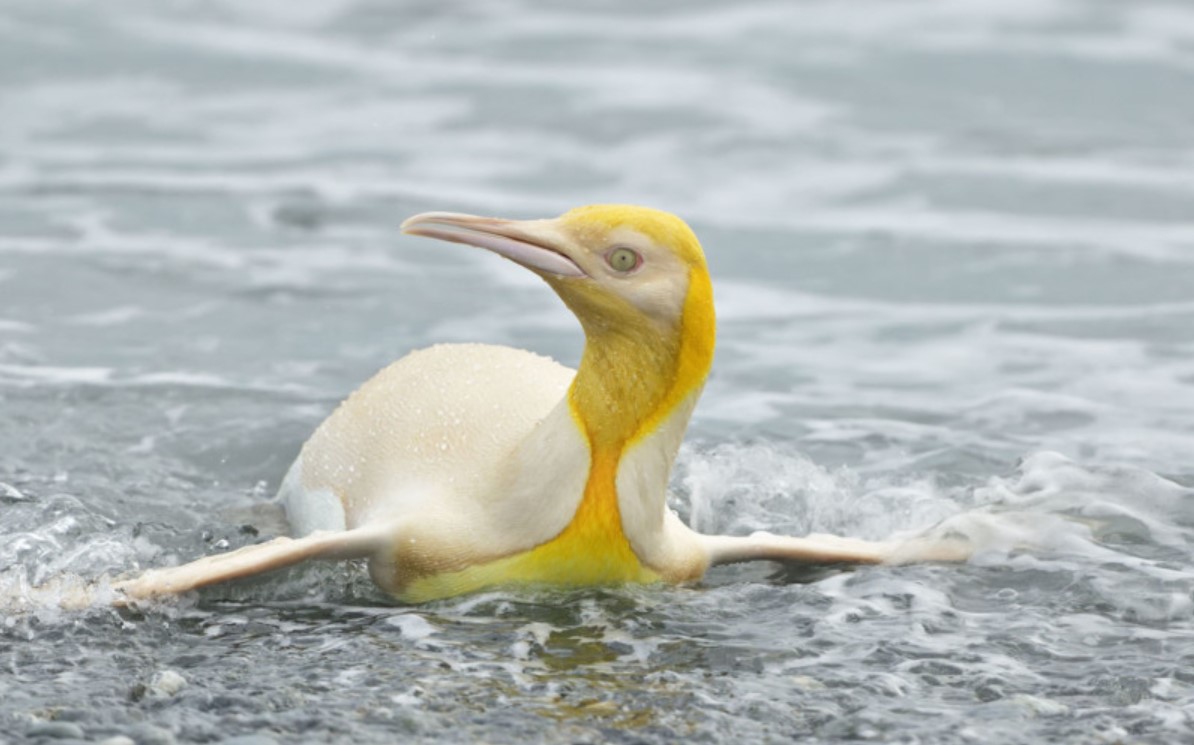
[113,524,391,600]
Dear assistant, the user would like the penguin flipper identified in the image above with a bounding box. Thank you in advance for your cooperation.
[113,525,391,600]
[701,531,971,568]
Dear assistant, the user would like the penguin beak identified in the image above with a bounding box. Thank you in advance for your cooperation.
[401,212,586,278]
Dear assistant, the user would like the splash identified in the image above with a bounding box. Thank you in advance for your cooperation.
[676,443,1194,621]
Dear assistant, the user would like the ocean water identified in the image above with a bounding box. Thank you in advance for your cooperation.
[2,0,1193,742]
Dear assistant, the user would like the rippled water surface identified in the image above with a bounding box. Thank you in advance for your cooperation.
[3,1,1194,742]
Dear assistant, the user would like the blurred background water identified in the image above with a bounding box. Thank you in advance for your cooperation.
[2,0,1193,742]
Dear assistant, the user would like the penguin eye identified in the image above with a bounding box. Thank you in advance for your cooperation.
[606,247,642,273]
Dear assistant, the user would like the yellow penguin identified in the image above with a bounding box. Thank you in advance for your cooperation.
[114,205,965,604]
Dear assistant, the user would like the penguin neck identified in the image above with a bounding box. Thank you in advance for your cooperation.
[566,270,715,452]
[569,322,685,450]
[562,272,716,546]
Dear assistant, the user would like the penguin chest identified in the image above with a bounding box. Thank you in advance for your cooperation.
[395,451,659,603]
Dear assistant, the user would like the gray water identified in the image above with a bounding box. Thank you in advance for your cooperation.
[2,0,1194,742]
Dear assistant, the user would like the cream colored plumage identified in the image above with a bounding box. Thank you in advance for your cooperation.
[112,204,967,604]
